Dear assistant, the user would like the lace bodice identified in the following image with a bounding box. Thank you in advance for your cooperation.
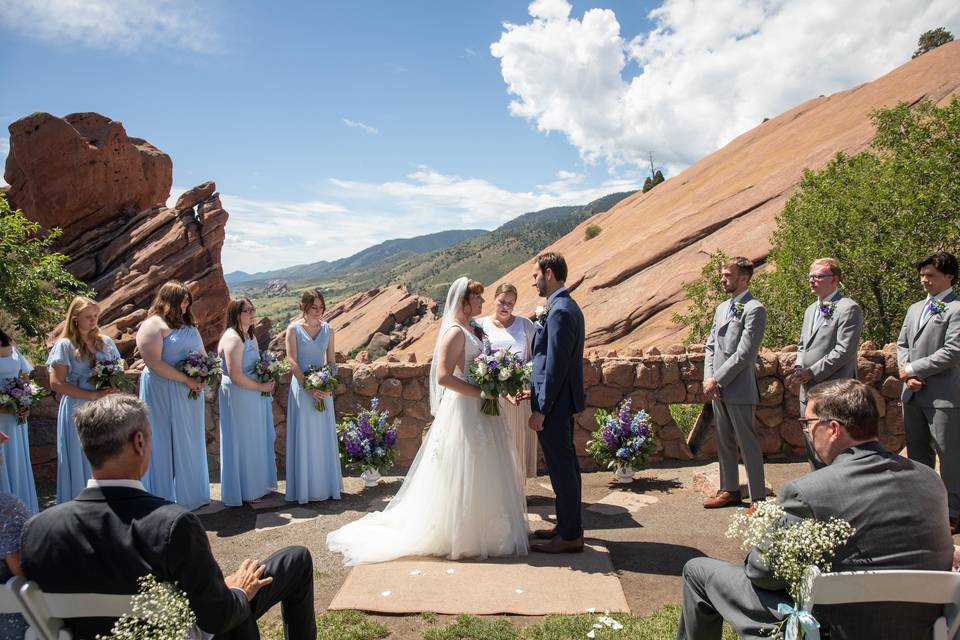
[456,324,483,380]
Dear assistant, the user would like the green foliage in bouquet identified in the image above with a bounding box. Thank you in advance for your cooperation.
[585,400,656,471]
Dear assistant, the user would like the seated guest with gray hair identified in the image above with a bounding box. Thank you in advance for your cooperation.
[677,379,953,640]
[20,395,316,640]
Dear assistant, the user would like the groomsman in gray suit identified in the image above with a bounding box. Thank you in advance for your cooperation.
[789,258,863,469]
[897,251,960,533]
[677,379,953,640]
[703,257,766,509]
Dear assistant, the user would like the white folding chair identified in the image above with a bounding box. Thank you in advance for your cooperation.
[807,567,960,640]
[16,580,134,640]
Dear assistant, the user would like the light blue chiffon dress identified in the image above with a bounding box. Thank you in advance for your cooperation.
[285,322,342,504]
[140,326,210,510]
[46,336,122,503]
[0,348,38,514]
[218,338,277,506]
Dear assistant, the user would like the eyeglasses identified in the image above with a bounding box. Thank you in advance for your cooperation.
[807,273,834,281]
[241,307,256,314]
[798,416,844,433]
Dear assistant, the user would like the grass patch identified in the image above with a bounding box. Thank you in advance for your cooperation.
[421,607,737,639]
[669,403,703,438]
[260,610,389,640]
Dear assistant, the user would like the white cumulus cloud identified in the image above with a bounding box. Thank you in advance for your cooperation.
[0,0,221,53]
[343,119,379,135]
[491,0,960,171]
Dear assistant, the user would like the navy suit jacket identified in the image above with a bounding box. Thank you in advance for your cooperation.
[530,289,586,418]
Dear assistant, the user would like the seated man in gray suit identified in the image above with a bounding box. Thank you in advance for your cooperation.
[703,256,766,509]
[898,251,960,533]
[789,258,863,469]
[677,379,953,640]
[21,395,316,640]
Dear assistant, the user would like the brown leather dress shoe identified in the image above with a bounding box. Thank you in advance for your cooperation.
[531,535,584,554]
[703,490,743,509]
[532,526,559,540]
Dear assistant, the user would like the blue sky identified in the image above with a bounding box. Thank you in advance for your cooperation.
[1,0,958,273]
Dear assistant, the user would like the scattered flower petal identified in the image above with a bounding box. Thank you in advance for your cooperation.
[381,591,391,597]
[446,569,456,574]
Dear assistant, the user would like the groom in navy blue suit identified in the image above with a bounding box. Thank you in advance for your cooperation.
[528,252,586,553]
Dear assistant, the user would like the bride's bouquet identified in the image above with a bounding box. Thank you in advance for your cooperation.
[337,397,399,473]
[302,364,339,412]
[177,351,222,400]
[726,500,854,639]
[585,399,656,472]
[253,351,289,397]
[90,356,136,393]
[468,346,531,416]
[0,377,49,424]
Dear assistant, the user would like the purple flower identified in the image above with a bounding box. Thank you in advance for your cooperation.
[384,428,397,448]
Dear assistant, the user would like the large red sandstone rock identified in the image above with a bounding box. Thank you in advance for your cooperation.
[324,285,435,357]
[402,42,960,358]
[3,112,230,358]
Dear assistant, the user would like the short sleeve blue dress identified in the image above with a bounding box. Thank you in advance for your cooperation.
[0,348,38,514]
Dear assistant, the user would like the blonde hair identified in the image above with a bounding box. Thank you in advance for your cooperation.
[494,283,518,300]
[148,281,195,329]
[811,258,842,280]
[59,296,105,363]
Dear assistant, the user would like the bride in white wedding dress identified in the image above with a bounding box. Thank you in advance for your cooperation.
[327,277,529,565]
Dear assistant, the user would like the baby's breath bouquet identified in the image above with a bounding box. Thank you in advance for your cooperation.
[97,574,197,640]
[727,499,854,639]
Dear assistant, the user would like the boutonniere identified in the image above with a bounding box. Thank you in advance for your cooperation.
[927,299,947,317]
[535,302,553,325]
[819,300,836,321]
[733,302,745,318]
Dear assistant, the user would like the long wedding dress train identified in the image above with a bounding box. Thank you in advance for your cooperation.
[326,325,529,565]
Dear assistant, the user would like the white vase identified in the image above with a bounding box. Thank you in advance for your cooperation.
[361,468,381,487]
[615,466,635,484]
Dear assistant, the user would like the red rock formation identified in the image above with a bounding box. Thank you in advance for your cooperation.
[401,41,960,359]
[3,112,230,358]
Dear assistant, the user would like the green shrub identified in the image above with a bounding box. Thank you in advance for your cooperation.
[584,224,602,240]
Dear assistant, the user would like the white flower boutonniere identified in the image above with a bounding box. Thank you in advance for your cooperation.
[928,299,947,317]
[819,300,836,321]
[733,302,746,318]
[535,302,553,326]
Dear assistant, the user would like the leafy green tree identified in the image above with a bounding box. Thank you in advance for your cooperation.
[913,27,954,58]
[642,177,654,193]
[671,250,730,344]
[0,193,92,343]
[672,99,960,348]
[653,169,665,186]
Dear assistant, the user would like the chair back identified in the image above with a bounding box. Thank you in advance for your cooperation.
[809,569,960,640]
[0,576,24,614]
[16,580,134,640]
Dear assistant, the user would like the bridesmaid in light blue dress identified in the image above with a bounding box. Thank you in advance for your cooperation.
[136,281,210,510]
[217,297,277,507]
[0,328,38,514]
[284,289,341,504]
[47,297,124,503]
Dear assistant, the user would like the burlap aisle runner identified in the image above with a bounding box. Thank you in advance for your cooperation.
[328,541,629,615]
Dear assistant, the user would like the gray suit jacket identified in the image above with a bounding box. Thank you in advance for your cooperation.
[796,292,863,403]
[704,292,766,405]
[745,443,953,638]
[897,290,960,407]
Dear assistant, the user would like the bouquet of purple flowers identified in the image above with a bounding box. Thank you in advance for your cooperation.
[302,365,339,412]
[176,351,222,400]
[336,398,399,474]
[585,399,656,471]
[0,377,49,424]
[253,351,290,397]
[90,356,136,393]
[468,346,531,416]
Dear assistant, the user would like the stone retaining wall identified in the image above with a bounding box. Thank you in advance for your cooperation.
[25,343,904,483]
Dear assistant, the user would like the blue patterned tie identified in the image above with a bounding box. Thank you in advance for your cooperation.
[728,299,736,318]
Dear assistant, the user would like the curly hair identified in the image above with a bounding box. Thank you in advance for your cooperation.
[147,281,195,328]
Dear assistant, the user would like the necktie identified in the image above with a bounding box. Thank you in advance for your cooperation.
[919,297,933,326]
[728,299,736,318]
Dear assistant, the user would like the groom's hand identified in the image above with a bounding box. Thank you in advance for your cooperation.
[528,411,545,432]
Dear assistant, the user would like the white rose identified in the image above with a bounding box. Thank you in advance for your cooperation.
[498,369,511,382]
[535,305,546,317]
[476,362,488,377]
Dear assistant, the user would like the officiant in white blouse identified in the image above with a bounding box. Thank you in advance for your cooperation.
[480,284,539,484]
